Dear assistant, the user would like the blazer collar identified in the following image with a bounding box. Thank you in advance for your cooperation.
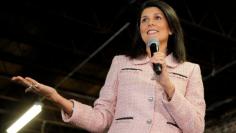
[165,53,178,68]
[132,53,178,68]
[131,56,150,65]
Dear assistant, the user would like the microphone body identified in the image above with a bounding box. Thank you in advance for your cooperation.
[148,39,162,75]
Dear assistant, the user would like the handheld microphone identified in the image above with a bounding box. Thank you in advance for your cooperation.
[147,38,162,75]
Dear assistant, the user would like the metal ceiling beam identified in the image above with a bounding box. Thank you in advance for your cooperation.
[203,60,236,81]
[181,19,236,43]
[181,1,236,43]
[42,22,130,102]
[0,52,105,85]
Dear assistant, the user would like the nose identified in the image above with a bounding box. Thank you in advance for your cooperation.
[148,19,155,26]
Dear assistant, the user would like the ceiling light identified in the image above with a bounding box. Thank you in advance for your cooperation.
[6,102,42,133]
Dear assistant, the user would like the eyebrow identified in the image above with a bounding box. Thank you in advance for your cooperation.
[141,13,163,18]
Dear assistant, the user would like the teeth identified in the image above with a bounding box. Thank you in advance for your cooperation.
[147,30,157,34]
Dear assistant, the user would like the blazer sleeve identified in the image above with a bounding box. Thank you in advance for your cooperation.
[162,64,206,133]
[61,56,120,133]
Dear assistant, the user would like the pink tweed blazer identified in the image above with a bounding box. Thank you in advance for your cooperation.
[61,53,206,133]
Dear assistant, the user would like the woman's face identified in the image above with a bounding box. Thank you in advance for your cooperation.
[140,7,171,46]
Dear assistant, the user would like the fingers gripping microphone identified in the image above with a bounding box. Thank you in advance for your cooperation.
[148,38,162,75]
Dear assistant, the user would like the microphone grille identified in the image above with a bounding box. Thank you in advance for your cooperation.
[147,38,159,47]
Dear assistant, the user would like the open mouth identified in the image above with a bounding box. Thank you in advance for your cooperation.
[147,30,159,35]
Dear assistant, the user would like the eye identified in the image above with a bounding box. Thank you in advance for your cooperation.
[155,15,162,20]
[141,18,148,23]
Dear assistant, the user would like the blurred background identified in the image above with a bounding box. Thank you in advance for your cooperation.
[0,0,236,132]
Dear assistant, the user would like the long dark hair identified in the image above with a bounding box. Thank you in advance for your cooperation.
[126,0,186,62]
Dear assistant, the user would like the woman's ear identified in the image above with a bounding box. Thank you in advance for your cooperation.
[169,31,172,35]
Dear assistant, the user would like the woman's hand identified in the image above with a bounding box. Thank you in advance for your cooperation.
[12,76,74,115]
[11,76,58,102]
[150,52,175,100]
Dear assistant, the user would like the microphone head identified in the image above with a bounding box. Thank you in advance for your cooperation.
[147,38,159,47]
